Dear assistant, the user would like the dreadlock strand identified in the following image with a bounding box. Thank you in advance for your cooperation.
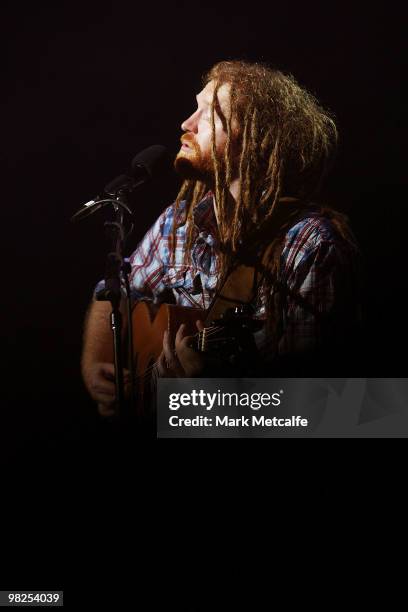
[183,180,207,266]
[259,137,282,210]
[210,81,227,242]
[171,180,194,265]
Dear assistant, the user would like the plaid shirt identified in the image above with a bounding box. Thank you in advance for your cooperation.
[96,192,360,359]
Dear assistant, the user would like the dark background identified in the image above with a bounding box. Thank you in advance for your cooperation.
[1,0,405,597]
[2,1,406,461]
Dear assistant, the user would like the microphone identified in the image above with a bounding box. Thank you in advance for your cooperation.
[71,145,170,221]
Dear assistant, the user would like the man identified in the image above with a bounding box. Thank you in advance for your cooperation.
[81,60,361,416]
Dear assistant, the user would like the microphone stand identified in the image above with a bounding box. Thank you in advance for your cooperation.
[95,193,133,422]
[71,144,170,425]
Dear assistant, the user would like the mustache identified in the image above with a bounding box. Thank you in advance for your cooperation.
[181,134,199,148]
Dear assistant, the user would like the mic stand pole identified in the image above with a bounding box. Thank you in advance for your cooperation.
[96,196,129,421]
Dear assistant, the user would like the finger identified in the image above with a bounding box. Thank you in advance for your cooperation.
[95,382,131,402]
[163,330,179,370]
[157,351,170,377]
[99,362,115,373]
[97,402,116,417]
[196,320,205,332]
[179,335,194,349]
[91,379,116,396]
[157,352,166,376]
[99,363,130,382]
[175,323,195,351]
[92,390,116,405]
[93,390,116,405]
[175,323,187,345]
[95,388,116,404]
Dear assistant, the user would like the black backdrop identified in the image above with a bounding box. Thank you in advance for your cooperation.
[2,1,406,456]
[1,0,406,597]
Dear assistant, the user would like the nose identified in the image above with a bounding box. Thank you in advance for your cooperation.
[181,109,199,133]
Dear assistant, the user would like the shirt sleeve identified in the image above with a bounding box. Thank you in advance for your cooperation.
[278,239,360,355]
[93,204,174,303]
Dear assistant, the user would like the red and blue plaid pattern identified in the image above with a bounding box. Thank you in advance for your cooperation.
[96,192,359,356]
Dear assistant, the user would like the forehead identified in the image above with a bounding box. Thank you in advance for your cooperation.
[197,80,231,108]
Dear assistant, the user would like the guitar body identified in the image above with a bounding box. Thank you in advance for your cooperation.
[131,296,261,413]
[131,301,206,411]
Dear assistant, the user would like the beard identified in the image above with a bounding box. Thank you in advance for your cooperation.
[174,135,214,182]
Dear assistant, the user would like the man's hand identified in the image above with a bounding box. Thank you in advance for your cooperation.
[157,321,204,378]
[82,362,130,417]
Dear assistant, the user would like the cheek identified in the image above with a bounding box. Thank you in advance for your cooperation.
[196,115,228,157]
[196,125,213,153]
[211,130,228,158]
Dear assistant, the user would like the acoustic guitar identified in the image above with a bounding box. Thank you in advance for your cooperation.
[131,300,262,412]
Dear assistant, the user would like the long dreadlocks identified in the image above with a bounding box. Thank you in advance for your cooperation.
[172,60,358,341]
